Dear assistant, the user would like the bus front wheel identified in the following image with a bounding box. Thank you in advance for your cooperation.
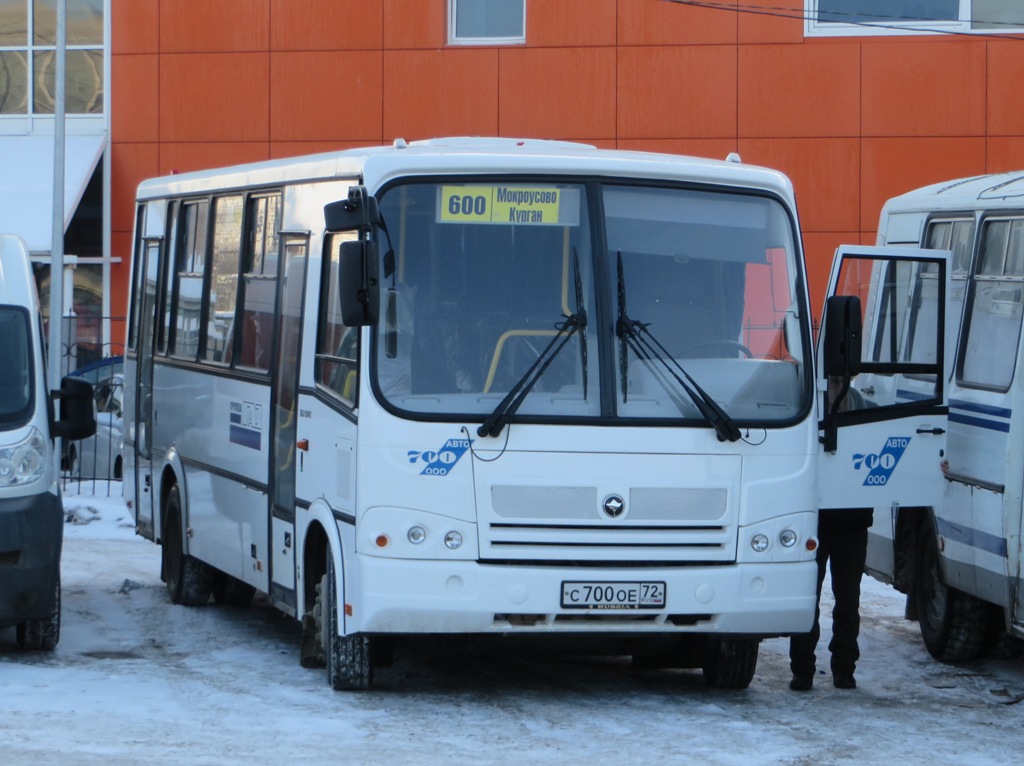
[315,556,373,691]
[162,484,213,606]
[702,637,759,689]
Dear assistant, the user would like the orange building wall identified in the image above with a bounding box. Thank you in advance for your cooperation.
[109,0,1024,335]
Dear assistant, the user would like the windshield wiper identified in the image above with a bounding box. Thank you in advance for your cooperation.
[477,308,587,438]
[572,246,588,400]
[615,252,740,443]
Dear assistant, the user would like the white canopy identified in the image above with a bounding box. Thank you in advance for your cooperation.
[0,132,106,254]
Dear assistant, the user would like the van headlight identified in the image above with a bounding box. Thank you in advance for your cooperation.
[0,427,48,488]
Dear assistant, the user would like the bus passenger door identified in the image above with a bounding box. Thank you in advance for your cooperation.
[817,246,952,513]
[268,235,307,613]
[134,236,164,539]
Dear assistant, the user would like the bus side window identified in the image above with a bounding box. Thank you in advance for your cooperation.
[959,218,1024,391]
[204,195,243,365]
[170,200,209,361]
[238,193,281,372]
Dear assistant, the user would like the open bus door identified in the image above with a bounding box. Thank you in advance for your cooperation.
[132,236,163,539]
[817,245,952,512]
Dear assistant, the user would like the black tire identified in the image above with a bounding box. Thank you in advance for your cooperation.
[981,606,1024,659]
[317,556,373,690]
[16,575,61,652]
[915,517,990,662]
[211,571,257,607]
[702,638,759,689]
[162,484,213,606]
[113,456,123,481]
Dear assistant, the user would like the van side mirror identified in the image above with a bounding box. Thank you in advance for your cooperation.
[339,239,379,327]
[823,295,862,378]
[51,376,96,441]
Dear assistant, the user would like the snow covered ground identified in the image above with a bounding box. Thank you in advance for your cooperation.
[2,484,1023,765]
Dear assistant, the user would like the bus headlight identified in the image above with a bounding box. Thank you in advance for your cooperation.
[0,427,48,488]
[359,508,477,559]
[750,533,770,553]
[779,529,798,548]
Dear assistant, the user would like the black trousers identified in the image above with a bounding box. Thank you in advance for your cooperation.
[790,508,872,679]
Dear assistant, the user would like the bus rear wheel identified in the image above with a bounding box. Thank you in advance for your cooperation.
[211,571,256,607]
[315,556,373,690]
[702,637,759,689]
[915,517,989,662]
[162,484,213,606]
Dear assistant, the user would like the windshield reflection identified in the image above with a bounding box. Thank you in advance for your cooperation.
[373,180,809,426]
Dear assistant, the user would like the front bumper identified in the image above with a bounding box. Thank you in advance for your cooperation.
[346,555,817,637]
[0,491,63,627]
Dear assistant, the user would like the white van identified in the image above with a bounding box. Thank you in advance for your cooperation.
[0,233,95,650]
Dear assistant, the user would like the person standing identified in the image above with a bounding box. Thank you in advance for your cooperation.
[789,507,873,690]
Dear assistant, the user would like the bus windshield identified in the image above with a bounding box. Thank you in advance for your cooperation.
[0,307,34,429]
[373,179,808,427]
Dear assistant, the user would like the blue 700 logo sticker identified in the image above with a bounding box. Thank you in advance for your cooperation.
[852,436,910,486]
[408,438,472,476]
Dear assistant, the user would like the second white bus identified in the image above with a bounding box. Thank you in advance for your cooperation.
[864,171,1024,661]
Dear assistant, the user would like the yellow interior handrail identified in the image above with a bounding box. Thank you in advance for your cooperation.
[483,329,559,393]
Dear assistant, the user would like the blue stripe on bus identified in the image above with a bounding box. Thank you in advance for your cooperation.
[935,517,1008,558]
[229,424,261,450]
[948,411,1011,432]
[896,388,934,402]
[949,399,1012,419]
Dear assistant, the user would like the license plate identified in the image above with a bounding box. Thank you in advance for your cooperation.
[560,581,666,610]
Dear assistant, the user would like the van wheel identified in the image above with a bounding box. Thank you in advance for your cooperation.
[162,484,213,606]
[16,576,61,651]
[916,517,989,662]
[113,456,123,481]
[315,556,373,690]
[702,638,759,689]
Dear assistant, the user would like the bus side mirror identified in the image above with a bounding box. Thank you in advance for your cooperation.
[51,376,97,441]
[325,186,380,232]
[823,295,862,378]
[339,239,380,327]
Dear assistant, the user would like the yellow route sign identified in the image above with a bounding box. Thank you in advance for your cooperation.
[438,185,579,226]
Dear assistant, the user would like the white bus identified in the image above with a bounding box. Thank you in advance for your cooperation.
[123,138,947,689]
[863,171,1024,661]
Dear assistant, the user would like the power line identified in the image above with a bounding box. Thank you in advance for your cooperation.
[659,0,1024,41]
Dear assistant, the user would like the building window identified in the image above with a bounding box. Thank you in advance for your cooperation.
[0,0,104,115]
[448,0,525,45]
[806,0,1024,35]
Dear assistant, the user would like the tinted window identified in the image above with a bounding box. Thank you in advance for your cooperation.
[0,307,34,428]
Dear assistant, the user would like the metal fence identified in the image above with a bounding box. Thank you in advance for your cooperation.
[59,315,125,498]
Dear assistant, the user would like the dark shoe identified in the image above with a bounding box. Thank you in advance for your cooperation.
[833,674,856,689]
[790,675,813,691]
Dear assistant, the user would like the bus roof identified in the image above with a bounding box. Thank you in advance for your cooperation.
[135,137,796,203]
[882,170,1024,215]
